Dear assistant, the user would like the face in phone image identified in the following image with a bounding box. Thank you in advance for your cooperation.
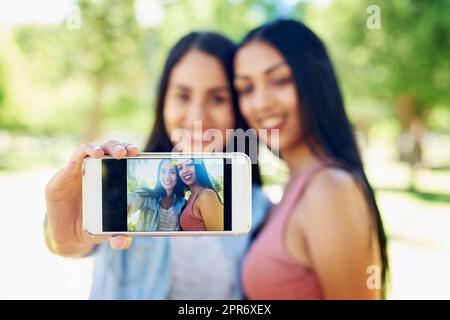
[159,160,178,190]
[177,159,196,186]
[176,159,224,231]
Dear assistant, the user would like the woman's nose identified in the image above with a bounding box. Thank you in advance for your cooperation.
[252,85,272,112]
[185,100,208,125]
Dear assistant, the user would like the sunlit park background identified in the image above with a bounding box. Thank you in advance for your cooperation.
[0,0,449,299]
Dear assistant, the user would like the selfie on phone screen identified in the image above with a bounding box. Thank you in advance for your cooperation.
[83,153,249,236]
[104,158,229,232]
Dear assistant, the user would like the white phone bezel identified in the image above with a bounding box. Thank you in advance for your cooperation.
[82,152,252,236]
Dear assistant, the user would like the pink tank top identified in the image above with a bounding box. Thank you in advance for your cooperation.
[180,189,207,231]
[242,162,327,299]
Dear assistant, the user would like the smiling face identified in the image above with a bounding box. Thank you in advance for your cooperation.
[159,160,177,191]
[234,40,303,153]
[176,159,197,186]
[163,50,235,152]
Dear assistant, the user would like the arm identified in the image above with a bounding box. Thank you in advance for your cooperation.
[44,220,95,258]
[127,192,144,215]
[195,189,224,231]
[299,168,382,299]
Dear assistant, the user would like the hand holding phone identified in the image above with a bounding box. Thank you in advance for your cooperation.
[45,140,138,255]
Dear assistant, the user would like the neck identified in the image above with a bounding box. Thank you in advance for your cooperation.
[189,183,202,194]
[282,143,321,178]
[164,189,174,199]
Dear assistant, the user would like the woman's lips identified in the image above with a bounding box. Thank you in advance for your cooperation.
[182,173,193,181]
[259,114,286,130]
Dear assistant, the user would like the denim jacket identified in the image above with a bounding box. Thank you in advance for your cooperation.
[128,190,186,231]
[89,185,271,299]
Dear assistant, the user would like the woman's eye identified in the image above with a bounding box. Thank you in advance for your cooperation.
[210,95,227,105]
[175,92,189,102]
[236,85,253,96]
[271,77,293,86]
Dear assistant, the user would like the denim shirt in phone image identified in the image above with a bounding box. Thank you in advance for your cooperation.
[128,189,186,231]
[89,185,272,299]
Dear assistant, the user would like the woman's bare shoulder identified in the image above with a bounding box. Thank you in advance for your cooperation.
[294,166,371,229]
[197,188,218,200]
[306,167,362,203]
[196,189,221,210]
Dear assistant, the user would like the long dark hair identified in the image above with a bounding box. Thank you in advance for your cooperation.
[240,19,389,294]
[144,31,263,186]
[191,159,215,190]
[154,159,186,198]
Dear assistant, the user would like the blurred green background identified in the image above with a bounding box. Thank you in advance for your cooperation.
[0,0,449,299]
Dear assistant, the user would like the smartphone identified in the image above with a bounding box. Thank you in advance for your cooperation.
[82,152,252,236]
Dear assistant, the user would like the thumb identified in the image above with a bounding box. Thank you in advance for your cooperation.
[109,235,132,250]
[46,161,79,192]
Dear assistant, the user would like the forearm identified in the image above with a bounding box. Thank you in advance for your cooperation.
[44,223,95,258]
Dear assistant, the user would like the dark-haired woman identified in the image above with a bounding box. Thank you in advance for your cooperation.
[234,19,388,299]
[44,31,271,299]
[128,159,186,231]
[177,158,223,231]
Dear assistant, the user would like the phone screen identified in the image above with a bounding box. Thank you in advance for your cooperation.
[101,158,232,232]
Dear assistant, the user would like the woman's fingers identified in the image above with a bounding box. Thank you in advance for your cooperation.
[102,140,140,159]
[109,235,133,250]
[102,140,127,159]
[123,142,140,157]
[70,142,105,164]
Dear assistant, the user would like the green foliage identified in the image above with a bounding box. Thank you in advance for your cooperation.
[209,174,224,203]
[127,222,137,231]
[5,0,305,137]
[0,0,447,140]
[307,0,450,129]
[427,106,450,134]
[13,0,146,138]
[127,158,153,194]
[0,58,5,107]
[0,56,8,128]
[0,54,25,131]
[127,174,139,194]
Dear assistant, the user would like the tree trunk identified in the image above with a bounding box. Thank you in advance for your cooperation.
[83,75,104,141]
[395,94,427,191]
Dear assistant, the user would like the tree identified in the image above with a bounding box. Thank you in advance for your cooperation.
[11,0,308,139]
[307,0,450,187]
[366,1,449,172]
[15,0,145,140]
[0,56,8,127]
[209,174,224,204]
